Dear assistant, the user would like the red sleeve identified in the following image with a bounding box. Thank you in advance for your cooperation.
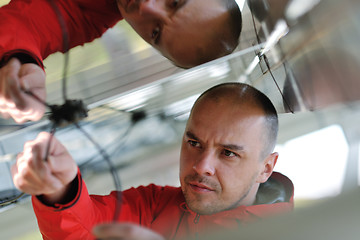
[32,170,97,239]
[0,0,122,67]
[32,169,167,239]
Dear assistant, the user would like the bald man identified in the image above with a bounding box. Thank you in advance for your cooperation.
[12,82,293,239]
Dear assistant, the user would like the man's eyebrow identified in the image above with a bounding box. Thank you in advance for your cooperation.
[186,131,244,151]
[221,144,245,152]
[185,131,199,141]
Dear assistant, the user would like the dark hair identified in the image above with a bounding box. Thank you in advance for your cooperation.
[222,0,242,49]
[195,82,278,158]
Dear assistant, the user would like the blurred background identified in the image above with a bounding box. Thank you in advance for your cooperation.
[0,0,359,239]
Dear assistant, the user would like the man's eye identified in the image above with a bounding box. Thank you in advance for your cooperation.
[152,27,160,40]
[188,140,200,147]
[223,150,236,157]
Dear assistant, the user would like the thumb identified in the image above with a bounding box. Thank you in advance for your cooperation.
[19,63,45,90]
[37,132,77,185]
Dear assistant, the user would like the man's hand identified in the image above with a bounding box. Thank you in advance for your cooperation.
[93,223,165,240]
[0,58,46,123]
[11,132,78,204]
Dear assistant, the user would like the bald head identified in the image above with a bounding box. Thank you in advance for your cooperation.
[189,0,243,68]
[188,0,243,67]
[192,82,278,158]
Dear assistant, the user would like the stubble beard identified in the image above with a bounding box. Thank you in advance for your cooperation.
[182,173,257,215]
[182,173,221,215]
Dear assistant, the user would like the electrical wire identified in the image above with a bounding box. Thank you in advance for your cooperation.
[78,122,133,170]
[74,123,122,221]
[44,123,57,162]
[47,0,69,102]
[249,6,294,113]
[263,54,294,113]
[0,192,26,207]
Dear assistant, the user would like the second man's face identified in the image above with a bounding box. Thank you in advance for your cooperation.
[116,0,231,68]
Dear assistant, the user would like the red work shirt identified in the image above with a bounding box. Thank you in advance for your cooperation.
[32,171,294,240]
[0,0,121,67]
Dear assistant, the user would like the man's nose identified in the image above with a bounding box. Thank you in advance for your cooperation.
[138,0,168,19]
[193,152,216,176]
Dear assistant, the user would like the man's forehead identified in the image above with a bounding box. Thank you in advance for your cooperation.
[189,98,267,135]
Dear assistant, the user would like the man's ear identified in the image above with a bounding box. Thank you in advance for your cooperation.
[256,152,278,183]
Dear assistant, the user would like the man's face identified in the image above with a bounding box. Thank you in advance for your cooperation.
[116,0,231,68]
[179,98,269,215]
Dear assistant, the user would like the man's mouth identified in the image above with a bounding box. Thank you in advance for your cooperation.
[189,182,215,193]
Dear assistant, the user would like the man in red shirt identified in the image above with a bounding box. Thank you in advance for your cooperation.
[12,82,294,240]
[0,0,242,123]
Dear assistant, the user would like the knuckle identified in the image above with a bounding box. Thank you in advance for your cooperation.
[38,131,50,139]
[14,178,25,190]
[20,162,32,177]
[23,141,35,151]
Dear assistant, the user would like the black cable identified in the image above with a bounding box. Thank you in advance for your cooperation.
[44,123,57,162]
[74,123,122,221]
[22,89,52,108]
[47,0,70,102]
[250,10,262,47]
[0,192,26,207]
[76,105,132,171]
[249,7,294,113]
[78,122,133,170]
[263,54,294,113]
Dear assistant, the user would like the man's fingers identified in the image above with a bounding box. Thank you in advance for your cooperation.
[31,132,77,190]
[11,134,66,195]
[93,223,165,240]
[13,133,49,190]
[16,63,46,119]
[0,59,46,122]
[4,58,24,107]
[13,143,46,189]
[19,63,46,90]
